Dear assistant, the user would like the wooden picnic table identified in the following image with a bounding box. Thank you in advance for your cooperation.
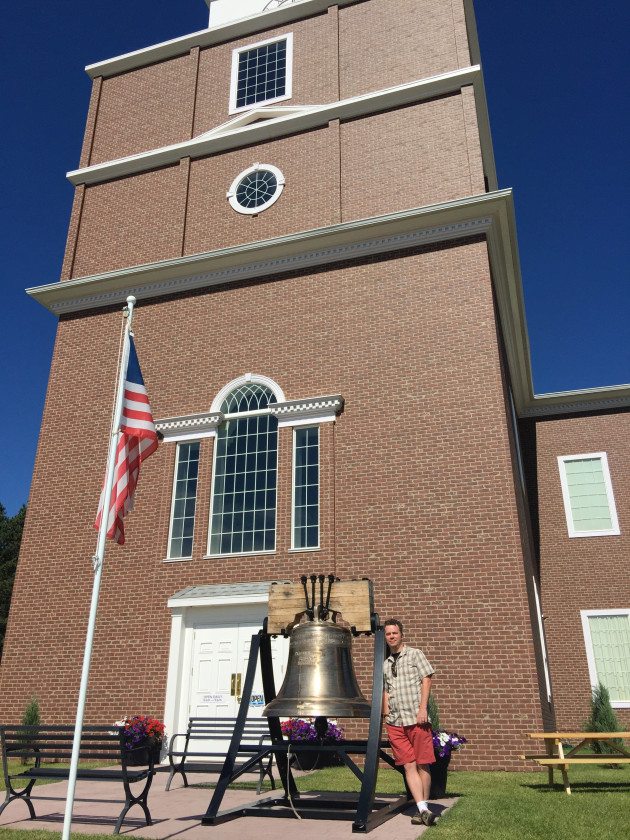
[520,732,630,794]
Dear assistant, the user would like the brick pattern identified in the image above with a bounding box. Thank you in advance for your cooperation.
[68,92,482,279]
[339,0,470,101]
[71,164,188,278]
[183,125,340,257]
[340,94,480,220]
[80,1,473,165]
[194,11,339,137]
[1,238,545,768]
[89,53,199,166]
[524,411,630,730]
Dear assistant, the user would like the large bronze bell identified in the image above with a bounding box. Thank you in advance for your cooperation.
[263,619,371,718]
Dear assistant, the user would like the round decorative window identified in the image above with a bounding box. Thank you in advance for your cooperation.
[227,163,285,215]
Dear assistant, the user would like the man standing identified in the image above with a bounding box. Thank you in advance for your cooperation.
[382,618,436,826]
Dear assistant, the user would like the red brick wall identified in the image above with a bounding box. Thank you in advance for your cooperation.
[340,94,483,220]
[339,0,471,100]
[523,411,630,730]
[88,53,199,166]
[82,1,473,165]
[68,91,483,279]
[194,12,339,137]
[71,163,188,278]
[1,237,545,769]
[184,126,340,256]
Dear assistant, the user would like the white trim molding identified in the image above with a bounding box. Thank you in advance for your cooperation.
[227,162,286,215]
[88,0,357,79]
[25,190,528,412]
[580,609,630,708]
[156,412,224,441]
[210,373,286,411]
[520,387,630,417]
[156,392,343,440]
[67,67,485,186]
[272,395,343,427]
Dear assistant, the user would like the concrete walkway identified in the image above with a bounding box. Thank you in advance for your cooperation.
[0,769,457,838]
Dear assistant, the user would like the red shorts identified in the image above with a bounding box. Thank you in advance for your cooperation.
[386,722,435,766]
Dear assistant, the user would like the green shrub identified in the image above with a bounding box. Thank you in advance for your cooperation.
[20,694,40,765]
[428,692,440,730]
[583,682,624,758]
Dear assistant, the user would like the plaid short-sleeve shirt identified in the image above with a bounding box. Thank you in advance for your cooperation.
[383,645,434,727]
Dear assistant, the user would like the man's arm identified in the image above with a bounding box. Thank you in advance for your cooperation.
[416,675,432,725]
[382,691,390,718]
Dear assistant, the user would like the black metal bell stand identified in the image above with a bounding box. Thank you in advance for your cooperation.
[201,616,410,832]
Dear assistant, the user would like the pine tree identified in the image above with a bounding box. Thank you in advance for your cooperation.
[428,692,440,730]
[20,695,41,765]
[583,682,624,759]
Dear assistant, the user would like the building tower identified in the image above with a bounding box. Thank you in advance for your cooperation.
[1,0,558,769]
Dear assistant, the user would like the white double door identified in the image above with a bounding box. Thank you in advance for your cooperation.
[189,623,288,719]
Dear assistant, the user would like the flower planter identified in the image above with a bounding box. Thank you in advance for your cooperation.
[429,752,451,799]
[125,740,162,766]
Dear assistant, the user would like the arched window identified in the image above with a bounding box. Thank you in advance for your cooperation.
[208,382,278,555]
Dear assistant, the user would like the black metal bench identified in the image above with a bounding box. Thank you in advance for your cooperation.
[166,716,276,794]
[0,724,156,834]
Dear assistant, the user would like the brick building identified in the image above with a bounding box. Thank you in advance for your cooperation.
[1,0,628,770]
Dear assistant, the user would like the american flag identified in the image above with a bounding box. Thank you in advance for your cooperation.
[95,336,158,545]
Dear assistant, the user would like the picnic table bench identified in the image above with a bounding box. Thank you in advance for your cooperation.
[0,724,156,833]
[166,716,276,793]
[520,731,630,794]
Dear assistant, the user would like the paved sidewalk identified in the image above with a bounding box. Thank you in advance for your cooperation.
[0,770,457,838]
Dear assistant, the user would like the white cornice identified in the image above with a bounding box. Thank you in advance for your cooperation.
[519,385,630,418]
[25,188,626,419]
[27,189,533,404]
[67,67,483,187]
[26,193,498,315]
[272,395,343,426]
[156,394,344,440]
[155,412,224,440]
[85,0,355,80]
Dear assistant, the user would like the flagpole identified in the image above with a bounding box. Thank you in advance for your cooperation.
[61,295,136,840]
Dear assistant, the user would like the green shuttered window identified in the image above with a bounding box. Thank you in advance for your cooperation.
[558,453,620,537]
[582,611,630,705]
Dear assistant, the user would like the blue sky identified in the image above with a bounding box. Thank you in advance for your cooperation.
[1,0,628,517]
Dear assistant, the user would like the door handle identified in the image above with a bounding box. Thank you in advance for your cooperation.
[236,673,242,702]
[230,673,236,696]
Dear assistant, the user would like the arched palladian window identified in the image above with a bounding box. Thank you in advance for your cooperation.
[209,382,278,555]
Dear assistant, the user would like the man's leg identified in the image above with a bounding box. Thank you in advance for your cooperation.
[402,761,425,803]
[417,762,431,801]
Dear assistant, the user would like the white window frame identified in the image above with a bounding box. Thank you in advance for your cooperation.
[580,609,630,708]
[229,33,293,115]
[227,163,285,215]
[205,378,280,559]
[557,452,620,538]
[290,424,320,552]
[166,440,201,562]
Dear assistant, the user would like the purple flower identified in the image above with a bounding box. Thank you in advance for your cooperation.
[432,729,467,758]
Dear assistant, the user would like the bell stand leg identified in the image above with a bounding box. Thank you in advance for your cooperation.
[259,626,299,798]
[352,623,386,832]
[202,630,263,824]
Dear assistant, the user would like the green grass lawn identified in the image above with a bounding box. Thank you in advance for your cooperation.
[1,763,629,839]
